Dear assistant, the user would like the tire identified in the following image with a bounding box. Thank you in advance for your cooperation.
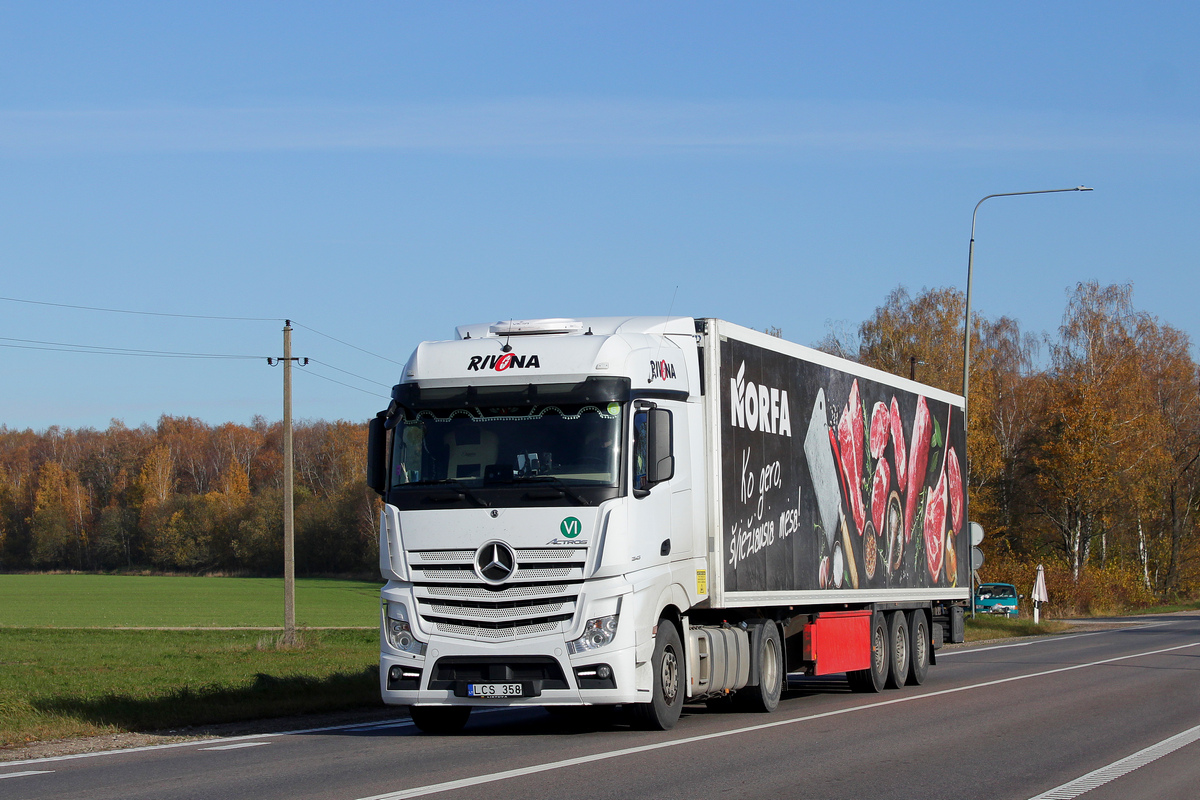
[906,609,930,686]
[884,611,909,690]
[410,705,472,735]
[847,611,888,693]
[736,622,783,713]
[631,620,685,730]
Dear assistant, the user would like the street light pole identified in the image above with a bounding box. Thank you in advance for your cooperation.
[962,186,1091,620]
[962,186,1093,423]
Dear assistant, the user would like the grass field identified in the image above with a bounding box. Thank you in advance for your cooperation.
[0,575,386,750]
[964,614,1069,641]
[0,574,383,628]
[0,628,380,748]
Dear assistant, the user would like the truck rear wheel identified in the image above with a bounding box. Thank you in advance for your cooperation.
[847,611,888,693]
[410,705,472,735]
[884,611,909,689]
[906,609,930,686]
[736,622,783,713]
[631,620,685,730]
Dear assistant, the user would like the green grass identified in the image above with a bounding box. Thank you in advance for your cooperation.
[965,614,1069,641]
[0,574,388,749]
[1119,599,1200,615]
[0,628,381,748]
[0,574,382,628]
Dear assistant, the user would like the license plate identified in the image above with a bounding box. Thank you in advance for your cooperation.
[467,683,523,697]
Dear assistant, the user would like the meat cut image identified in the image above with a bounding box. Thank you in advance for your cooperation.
[871,457,890,538]
[923,468,947,582]
[869,401,889,461]
[889,396,907,489]
[946,445,963,533]
[904,395,931,543]
[836,379,866,536]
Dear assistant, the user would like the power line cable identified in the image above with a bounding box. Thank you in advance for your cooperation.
[307,359,393,389]
[0,295,280,322]
[291,321,404,366]
[0,336,263,360]
[297,366,390,398]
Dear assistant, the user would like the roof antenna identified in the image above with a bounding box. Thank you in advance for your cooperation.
[501,318,513,352]
[650,285,680,382]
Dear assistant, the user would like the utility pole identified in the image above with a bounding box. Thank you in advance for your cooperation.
[269,321,307,647]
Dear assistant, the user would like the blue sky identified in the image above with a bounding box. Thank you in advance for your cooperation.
[2,2,1197,430]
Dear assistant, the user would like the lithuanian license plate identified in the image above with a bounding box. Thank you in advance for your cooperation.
[467,683,523,697]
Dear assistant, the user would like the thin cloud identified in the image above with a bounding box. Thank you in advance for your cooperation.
[0,99,1195,157]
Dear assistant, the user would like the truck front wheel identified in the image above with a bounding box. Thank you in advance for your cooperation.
[410,705,472,735]
[631,621,685,730]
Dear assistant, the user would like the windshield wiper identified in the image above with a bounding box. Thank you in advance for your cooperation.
[509,475,593,506]
[406,479,491,508]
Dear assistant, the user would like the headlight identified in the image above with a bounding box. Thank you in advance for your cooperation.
[567,615,619,655]
[384,602,426,657]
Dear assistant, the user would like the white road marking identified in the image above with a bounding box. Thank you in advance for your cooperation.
[0,770,53,779]
[1027,722,1200,799]
[938,622,1170,657]
[2,718,413,768]
[357,640,1200,800]
[1,706,514,768]
[198,742,272,751]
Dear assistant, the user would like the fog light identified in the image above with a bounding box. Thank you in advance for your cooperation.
[596,665,611,680]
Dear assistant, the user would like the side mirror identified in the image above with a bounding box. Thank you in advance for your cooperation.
[647,407,674,484]
[633,405,674,497]
[366,413,388,495]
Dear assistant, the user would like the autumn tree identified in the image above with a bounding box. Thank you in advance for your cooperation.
[1031,283,1161,578]
[29,461,76,567]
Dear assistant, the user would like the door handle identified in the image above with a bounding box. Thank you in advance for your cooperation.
[660,539,671,556]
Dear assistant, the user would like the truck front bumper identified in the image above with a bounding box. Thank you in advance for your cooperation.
[380,635,643,707]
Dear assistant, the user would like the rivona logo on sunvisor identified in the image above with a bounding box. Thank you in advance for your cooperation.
[467,353,542,371]
[647,359,677,382]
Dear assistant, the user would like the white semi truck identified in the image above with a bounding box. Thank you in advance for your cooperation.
[366,317,969,733]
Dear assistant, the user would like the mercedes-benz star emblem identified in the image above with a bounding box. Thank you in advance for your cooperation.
[474,541,517,585]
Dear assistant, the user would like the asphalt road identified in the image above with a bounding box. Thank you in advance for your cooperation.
[4,613,1199,800]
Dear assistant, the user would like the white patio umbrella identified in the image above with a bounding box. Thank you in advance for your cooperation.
[1032,564,1050,623]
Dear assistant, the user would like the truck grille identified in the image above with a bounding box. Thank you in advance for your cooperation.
[409,548,586,641]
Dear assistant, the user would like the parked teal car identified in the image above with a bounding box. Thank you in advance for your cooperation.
[975,583,1020,617]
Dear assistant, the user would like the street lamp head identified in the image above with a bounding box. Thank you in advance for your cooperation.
[1077,186,1093,191]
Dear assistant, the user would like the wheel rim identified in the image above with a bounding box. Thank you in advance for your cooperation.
[894,626,908,673]
[660,646,679,705]
[914,622,928,667]
[873,625,887,678]
[761,637,780,694]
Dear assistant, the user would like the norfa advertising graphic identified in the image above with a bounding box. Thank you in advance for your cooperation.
[720,337,968,594]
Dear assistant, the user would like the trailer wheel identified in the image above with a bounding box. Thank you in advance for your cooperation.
[906,610,930,686]
[847,611,888,693]
[410,705,472,735]
[631,620,685,730]
[736,622,783,713]
[884,611,909,689]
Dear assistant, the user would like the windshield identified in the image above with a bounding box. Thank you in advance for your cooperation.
[979,585,1016,599]
[390,402,622,495]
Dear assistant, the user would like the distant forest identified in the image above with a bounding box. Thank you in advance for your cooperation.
[3,281,1198,602]
[0,416,376,575]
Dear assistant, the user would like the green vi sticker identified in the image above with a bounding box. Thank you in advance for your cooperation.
[560,516,583,538]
